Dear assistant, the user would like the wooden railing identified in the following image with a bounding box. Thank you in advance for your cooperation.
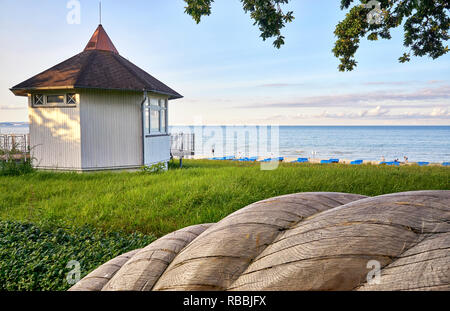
[170,133,195,157]
[1,133,193,158]
[0,134,30,153]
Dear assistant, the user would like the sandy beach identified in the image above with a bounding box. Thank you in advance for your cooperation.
[195,156,448,167]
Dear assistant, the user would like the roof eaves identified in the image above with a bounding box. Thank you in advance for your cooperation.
[10,85,76,96]
[73,85,182,99]
[10,85,76,91]
[10,85,183,100]
[144,89,184,100]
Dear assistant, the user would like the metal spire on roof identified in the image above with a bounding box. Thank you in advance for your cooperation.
[99,1,102,25]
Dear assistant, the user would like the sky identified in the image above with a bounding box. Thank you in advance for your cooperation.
[0,0,449,125]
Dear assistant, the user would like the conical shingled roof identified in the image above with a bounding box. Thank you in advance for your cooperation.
[84,24,119,54]
[10,25,182,100]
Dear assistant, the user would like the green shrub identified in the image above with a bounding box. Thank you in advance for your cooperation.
[0,220,156,291]
[140,162,166,174]
[0,152,34,176]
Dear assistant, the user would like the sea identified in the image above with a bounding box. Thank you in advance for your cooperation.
[1,123,449,163]
[171,125,450,163]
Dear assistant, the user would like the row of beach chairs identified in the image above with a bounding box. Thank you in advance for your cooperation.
[209,156,285,162]
[259,157,284,162]
[210,156,236,161]
[235,157,258,162]
[208,157,450,166]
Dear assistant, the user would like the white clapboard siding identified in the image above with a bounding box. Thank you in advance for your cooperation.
[79,89,144,170]
[28,94,82,170]
[143,135,171,166]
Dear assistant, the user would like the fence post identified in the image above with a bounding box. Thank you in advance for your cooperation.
[181,133,184,152]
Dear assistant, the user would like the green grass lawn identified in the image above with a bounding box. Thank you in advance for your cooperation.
[1,160,449,236]
[0,159,449,290]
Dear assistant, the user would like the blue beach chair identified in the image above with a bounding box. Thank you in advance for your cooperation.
[417,162,429,166]
[259,158,272,162]
[260,157,284,162]
[293,158,309,163]
[386,162,400,166]
[321,160,331,164]
[443,162,450,166]
[239,157,258,162]
[329,159,340,163]
[350,160,363,165]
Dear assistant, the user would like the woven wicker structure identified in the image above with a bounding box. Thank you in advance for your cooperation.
[70,191,450,291]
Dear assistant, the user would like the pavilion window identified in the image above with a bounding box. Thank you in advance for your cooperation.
[33,94,44,106]
[32,93,78,107]
[66,93,77,105]
[160,99,167,134]
[144,108,150,134]
[147,98,168,135]
[46,95,65,105]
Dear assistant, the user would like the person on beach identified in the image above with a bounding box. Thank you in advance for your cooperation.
[381,156,385,162]
[404,156,408,163]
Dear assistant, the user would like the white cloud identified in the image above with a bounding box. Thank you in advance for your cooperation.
[258,106,450,121]
[237,84,450,109]
[430,107,449,117]
[257,83,304,88]
[361,105,390,117]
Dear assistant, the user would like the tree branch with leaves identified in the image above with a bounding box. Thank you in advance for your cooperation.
[183,0,449,71]
[334,0,449,71]
[183,0,294,48]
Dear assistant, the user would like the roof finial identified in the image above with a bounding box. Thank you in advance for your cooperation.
[99,1,102,25]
